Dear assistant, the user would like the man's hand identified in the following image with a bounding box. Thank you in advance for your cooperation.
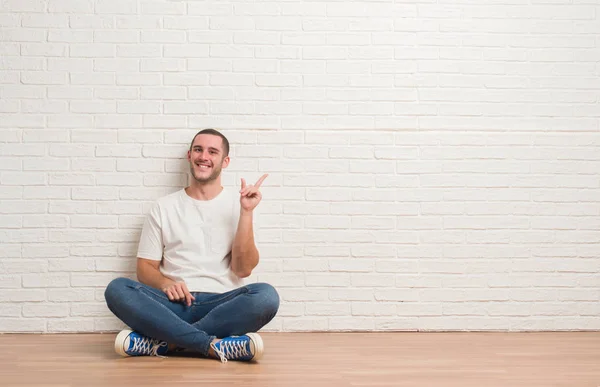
[162,282,195,307]
[240,174,268,212]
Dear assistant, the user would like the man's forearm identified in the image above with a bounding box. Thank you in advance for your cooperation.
[231,210,259,277]
[137,261,175,290]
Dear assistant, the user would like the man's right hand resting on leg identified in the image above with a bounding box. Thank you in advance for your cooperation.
[137,258,195,307]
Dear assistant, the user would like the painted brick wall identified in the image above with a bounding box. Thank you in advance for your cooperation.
[1,0,599,332]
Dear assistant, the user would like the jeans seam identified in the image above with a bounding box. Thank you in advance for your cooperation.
[134,284,171,303]
[192,287,247,306]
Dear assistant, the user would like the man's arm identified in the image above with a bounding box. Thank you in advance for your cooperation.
[137,258,172,289]
[137,258,195,306]
[231,210,259,278]
[230,174,268,278]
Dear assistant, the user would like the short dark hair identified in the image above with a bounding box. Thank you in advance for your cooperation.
[189,129,230,156]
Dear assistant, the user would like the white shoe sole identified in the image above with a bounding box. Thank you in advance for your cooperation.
[246,332,264,361]
[115,329,133,357]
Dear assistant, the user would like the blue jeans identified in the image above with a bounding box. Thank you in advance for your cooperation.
[104,277,280,357]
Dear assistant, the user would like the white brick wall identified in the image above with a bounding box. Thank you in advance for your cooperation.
[1,0,599,333]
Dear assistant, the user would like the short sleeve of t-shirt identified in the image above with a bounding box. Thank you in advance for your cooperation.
[137,203,163,261]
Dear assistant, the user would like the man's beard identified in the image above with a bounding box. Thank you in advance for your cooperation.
[189,163,222,183]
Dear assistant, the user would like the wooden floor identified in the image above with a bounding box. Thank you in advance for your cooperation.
[1,332,599,387]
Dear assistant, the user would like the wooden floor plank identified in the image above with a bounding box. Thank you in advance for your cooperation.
[1,332,599,387]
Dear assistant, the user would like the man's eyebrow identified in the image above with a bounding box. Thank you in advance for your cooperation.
[192,145,220,152]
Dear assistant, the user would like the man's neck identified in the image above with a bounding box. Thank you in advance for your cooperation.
[185,179,223,201]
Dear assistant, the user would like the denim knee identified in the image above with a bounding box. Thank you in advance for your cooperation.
[251,282,280,317]
[104,277,134,307]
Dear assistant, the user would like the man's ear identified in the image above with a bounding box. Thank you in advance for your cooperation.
[222,155,230,168]
[186,149,191,161]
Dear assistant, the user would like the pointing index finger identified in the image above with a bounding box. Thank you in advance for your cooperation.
[254,174,269,188]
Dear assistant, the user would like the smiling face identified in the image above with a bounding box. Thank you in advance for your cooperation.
[187,133,230,184]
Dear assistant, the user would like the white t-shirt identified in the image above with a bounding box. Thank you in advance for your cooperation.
[137,187,244,293]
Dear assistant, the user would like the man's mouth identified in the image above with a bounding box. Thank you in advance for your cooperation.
[196,162,211,170]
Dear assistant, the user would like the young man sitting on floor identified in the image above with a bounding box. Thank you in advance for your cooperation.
[104,129,279,363]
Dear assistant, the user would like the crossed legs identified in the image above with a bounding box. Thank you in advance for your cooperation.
[104,277,280,359]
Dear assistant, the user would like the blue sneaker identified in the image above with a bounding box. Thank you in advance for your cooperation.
[115,329,169,357]
[210,333,264,363]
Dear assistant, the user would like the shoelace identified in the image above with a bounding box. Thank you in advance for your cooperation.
[211,339,250,363]
[131,336,168,358]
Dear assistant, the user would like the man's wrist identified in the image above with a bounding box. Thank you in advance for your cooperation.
[159,278,175,290]
[240,208,254,217]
